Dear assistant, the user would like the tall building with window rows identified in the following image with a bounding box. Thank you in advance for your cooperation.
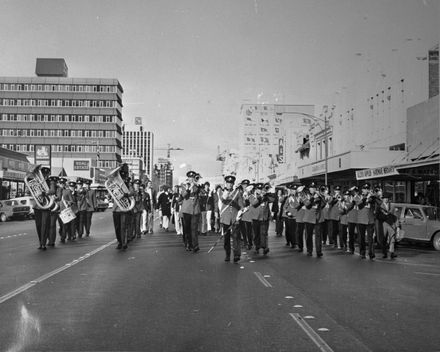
[0,58,123,180]
[122,122,154,180]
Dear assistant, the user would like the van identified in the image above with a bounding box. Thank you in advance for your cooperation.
[11,196,36,218]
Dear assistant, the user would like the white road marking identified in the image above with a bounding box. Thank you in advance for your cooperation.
[414,271,440,277]
[289,313,334,352]
[263,275,271,278]
[304,316,315,319]
[285,296,294,299]
[254,272,273,288]
[294,305,303,308]
[0,239,117,305]
[318,328,330,332]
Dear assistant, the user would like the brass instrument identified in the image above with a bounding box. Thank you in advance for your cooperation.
[24,165,55,210]
[104,166,135,211]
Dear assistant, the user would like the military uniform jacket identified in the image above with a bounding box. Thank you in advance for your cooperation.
[251,194,273,221]
[85,189,97,211]
[338,201,348,225]
[62,188,78,214]
[282,196,299,219]
[356,197,375,225]
[220,189,243,225]
[181,184,201,215]
[303,195,325,224]
[76,188,88,212]
[133,191,144,213]
[346,198,358,223]
[328,197,341,221]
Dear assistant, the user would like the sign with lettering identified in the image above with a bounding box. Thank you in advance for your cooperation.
[73,160,90,171]
[34,145,51,168]
[356,166,399,180]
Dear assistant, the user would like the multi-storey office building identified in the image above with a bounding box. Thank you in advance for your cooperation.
[122,123,154,180]
[0,58,123,180]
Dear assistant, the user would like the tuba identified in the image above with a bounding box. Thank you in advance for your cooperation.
[104,166,135,211]
[24,165,55,210]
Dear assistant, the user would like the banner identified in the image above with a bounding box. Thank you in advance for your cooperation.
[356,166,399,180]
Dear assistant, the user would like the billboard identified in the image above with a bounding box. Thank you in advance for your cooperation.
[73,160,90,171]
[34,145,51,168]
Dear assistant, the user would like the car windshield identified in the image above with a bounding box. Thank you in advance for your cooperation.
[423,206,440,221]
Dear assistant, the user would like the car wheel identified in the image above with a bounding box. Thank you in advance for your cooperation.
[432,232,440,251]
[0,213,7,222]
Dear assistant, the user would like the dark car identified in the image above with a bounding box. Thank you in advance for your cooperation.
[391,203,440,251]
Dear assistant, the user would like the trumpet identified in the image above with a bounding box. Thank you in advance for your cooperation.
[105,166,135,212]
[24,165,55,210]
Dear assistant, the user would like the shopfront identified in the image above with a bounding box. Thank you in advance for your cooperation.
[0,147,31,200]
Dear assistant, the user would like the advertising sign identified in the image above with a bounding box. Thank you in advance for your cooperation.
[356,166,399,180]
[34,145,51,168]
[277,138,284,163]
[73,160,90,171]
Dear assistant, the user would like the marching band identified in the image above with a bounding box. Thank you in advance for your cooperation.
[25,163,399,261]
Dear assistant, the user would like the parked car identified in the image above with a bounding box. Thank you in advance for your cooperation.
[0,200,14,222]
[391,203,440,250]
[11,196,36,218]
[0,199,31,221]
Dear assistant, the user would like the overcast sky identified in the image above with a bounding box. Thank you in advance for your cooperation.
[0,0,438,179]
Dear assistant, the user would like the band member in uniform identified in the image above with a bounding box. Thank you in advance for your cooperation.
[337,190,350,252]
[140,183,151,235]
[61,180,79,242]
[47,175,61,247]
[251,182,274,255]
[378,193,398,259]
[355,183,376,259]
[213,185,222,233]
[32,166,52,250]
[295,185,306,252]
[282,184,299,248]
[84,179,97,237]
[303,183,324,257]
[328,185,342,248]
[220,175,244,262]
[76,179,87,239]
[346,186,359,254]
[272,188,286,238]
[132,179,143,238]
[181,171,201,252]
[239,180,253,250]
[57,176,67,238]
[111,164,134,250]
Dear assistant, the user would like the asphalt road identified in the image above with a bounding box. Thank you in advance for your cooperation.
[0,212,439,352]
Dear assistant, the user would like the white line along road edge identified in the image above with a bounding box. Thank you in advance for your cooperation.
[0,239,117,305]
[289,313,334,352]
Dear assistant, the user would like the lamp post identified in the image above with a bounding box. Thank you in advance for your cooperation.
[276,107,334,185]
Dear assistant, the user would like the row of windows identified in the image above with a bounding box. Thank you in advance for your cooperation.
[0,98,117,108]
[3,144,116,153]
[1,113,116,123]
[1,128,117,138]
[0,83,118,93]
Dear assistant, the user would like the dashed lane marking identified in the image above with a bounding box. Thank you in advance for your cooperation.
[289,313,334,352]
[0,239,117,305]
[254,272,273,288]
[414,271,440,277]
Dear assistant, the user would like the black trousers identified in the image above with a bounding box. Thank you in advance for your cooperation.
[48,212,58,245]
[34,208,50,246]
[296,222,305,250]
[322,219,330,244]
[275,217,284,236]
[239,220,253,247]
[339,223,348,249]
[223,223,241,258]
[305,222,323,255]
[85,211,93,236]
[357,223,375,257]
[375,219,386,255]
[284,218,297,246]
[113,212,129,245]
[77,210,86,237]
[62,217,77,240]
[182,213,200,249]
[132,211,142,237]
[252,219,269,250]
[330,219,340,246]
[347,222,357,253]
